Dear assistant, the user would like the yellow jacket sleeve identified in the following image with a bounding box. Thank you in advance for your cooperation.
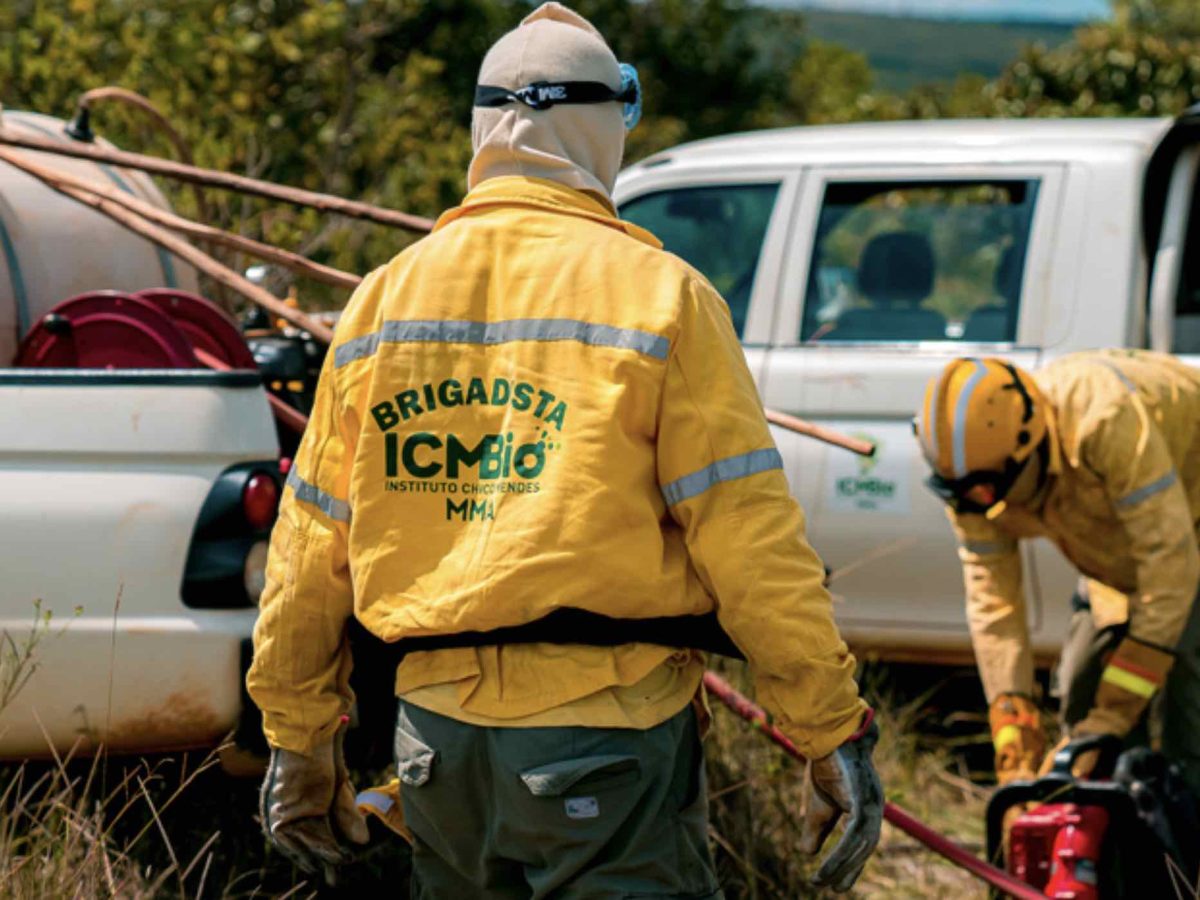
[1083,398,1199,650]
[949,510,1031,702]
[247,349,357,755]
[657,276,866,759]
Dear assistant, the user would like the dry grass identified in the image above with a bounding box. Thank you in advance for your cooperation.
[0,606,236,897]
[0,610,1017,898]
[704,660,989,899]
[0,604,294,898]
[0,748,412,898]
[0,720,988,900]
[0,602,410,899]
[0,670,994,900]
[0,751,218,898]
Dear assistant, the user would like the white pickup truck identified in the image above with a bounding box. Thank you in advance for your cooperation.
[616,111,1200,666]
[6,108,1200,761]
[0,111,283,759]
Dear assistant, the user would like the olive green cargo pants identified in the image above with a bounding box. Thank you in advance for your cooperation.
[395,700,723,899]
[1057,581,1200,795]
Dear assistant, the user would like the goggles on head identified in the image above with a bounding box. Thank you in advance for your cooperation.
[474,62,642,130]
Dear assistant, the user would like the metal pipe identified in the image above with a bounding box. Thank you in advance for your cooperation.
[764,408,876,457]
[0,148,334,343]
[193,347,309,434]
[0,145,879,458]
[0,127,435,233]
[4,152,358,290]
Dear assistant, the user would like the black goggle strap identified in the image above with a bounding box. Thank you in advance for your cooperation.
[474,80,637,112]
[1000,361,1035,425]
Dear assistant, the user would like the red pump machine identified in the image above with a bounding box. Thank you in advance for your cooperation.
[988,736,1199,898]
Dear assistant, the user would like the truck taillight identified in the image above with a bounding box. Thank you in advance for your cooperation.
[182,462,281,609]
[242,472,279,530]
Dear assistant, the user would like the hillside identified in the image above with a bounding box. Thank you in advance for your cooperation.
[803,10,1077,91]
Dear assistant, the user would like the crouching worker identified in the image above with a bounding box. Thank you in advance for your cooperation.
[915,351,1200,794]
[248,3,881,895]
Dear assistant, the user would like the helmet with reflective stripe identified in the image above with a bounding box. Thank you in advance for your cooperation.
[915,357,1048,514]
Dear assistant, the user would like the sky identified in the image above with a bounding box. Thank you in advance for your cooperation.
[764,0,1111,22]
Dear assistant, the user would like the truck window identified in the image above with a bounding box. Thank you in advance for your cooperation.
[620,183,780,337]
[800,180,1038,344]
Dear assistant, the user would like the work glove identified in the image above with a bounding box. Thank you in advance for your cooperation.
[988,693,1044,785]
[800,712,884,893]
[260,723,370,886]
[1040,636,1174,780]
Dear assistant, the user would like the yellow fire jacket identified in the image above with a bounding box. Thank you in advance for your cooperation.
[950,350,1200,701]
[248,176,866,758]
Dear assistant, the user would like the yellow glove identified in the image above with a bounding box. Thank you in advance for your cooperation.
[989,693,1045,785]
[1041,636,1174,779]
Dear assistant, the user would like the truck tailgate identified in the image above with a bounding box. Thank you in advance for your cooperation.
[0,369,278,756]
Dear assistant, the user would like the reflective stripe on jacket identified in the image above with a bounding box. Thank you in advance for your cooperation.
[247,177,865,757]
[951,350,1200,701]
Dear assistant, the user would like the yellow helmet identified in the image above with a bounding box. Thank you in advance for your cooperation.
[915,357,1049,514]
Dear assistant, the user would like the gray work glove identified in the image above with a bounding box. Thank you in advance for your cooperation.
[260,726,370,886]
[800,714,884,893]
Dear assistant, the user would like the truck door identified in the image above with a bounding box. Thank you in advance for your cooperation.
[616,168,799,387]
[617,170,809,502]
[764,166,1065,660]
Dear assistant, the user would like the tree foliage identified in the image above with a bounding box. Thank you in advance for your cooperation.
[0,0,859,304]
[1115,0,1200,39]
[980,25,1200,119]
[879,2,1200,121]
[9,0,1200,309]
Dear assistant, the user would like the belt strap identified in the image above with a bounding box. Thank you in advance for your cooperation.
[379,608,744,662]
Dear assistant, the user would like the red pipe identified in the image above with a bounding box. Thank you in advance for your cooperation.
[701,671,1044,900]
[194,347,310,435]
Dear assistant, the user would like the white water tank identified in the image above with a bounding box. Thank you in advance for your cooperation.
[0,109,199,364]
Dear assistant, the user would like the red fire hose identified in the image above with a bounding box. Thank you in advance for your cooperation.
[701,671,1044,900]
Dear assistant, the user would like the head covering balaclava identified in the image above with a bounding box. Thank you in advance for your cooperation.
[469,2,625,198]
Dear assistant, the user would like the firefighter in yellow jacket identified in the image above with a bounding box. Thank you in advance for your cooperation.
[916,350,1200,792]
[248,4,881,894]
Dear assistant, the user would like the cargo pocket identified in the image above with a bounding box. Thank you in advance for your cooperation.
[520,754,641,797]
[395,721,437,788]
[519,754,641,826]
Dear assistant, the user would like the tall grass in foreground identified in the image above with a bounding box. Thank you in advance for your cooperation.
[0,604,281,898]
[0,661,989,898]
[0,747,406,899]
[705,660,988,899]
[0,662,993,898]
[0,752,220,898]
[1,594,1194,898]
